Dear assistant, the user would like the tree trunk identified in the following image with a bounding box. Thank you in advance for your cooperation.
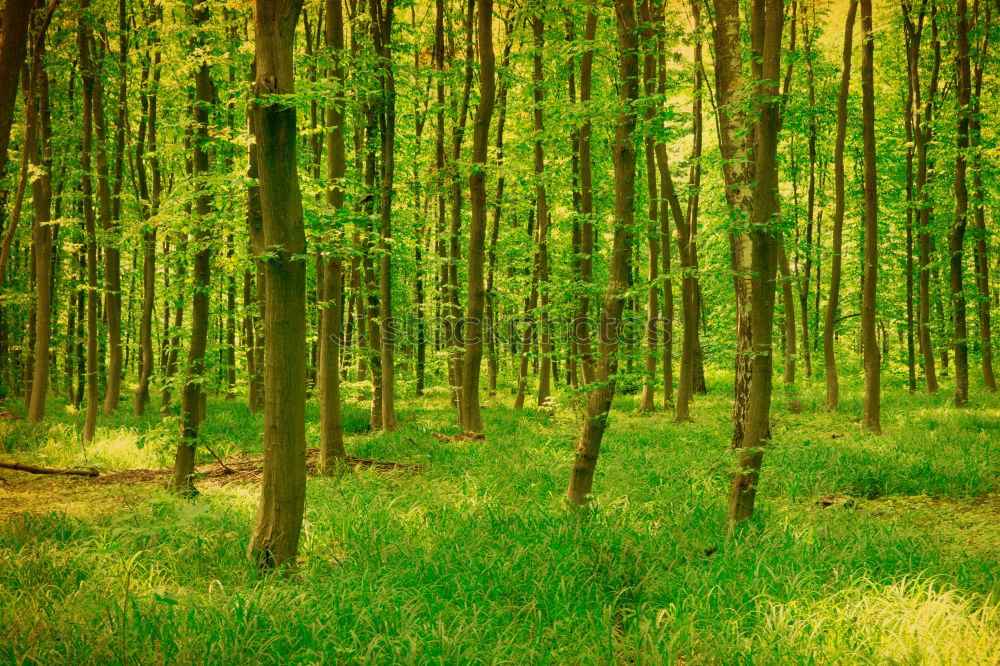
[971,20,996,392]
[710,0,785,528]
[824,0,857,411]
[859,0,881,432]
[371,0,397,431]
[778,242,799,412]
[573,9,598,388]
[170,5,215,494]
[639,0,659,414]
[532,13,552,409]
[135,33,160,416]
[248,0,308,571]
[950,0,972,407]
[0,0,32,191]
[79,1,100,444]
[459,0,495,434]
[26,21,55,424]
[319,0,348,470]
[566,0,638,507]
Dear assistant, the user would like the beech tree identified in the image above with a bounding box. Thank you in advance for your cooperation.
[248,0,308,569]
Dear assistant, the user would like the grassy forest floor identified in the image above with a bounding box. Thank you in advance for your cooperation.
[1,371,999,663]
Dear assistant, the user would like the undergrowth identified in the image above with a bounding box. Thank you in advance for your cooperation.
[0,372,998,663]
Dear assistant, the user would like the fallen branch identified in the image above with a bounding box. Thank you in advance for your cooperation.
[0,461,99,477]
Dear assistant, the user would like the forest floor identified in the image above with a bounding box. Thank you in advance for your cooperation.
[1,371,999,663]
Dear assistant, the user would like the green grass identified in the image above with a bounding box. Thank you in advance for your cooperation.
[1,371,998,664]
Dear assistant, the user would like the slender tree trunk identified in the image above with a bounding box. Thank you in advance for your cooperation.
[859,0,881,432]
[572,9,598,388]
[79,1,100,443]
[26,23,54,424]
[135,35,160,416]
[904,79,917,393]
[170,5,215,494]
[248,0,308,571]
[824,0,857,411]
[319,0,348,470]
[639,0,659,413]
[532,12,552,408]
[459,0,495,433]
[486,37,513,396]
[778,241,799,412]
[566,0,638,507]
[371,0,397,431]
[950,0,972,407]
[971,20,996,392]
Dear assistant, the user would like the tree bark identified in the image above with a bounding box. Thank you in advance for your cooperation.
[171,3,215,494]
[319,0,348,470]
[370,0,397,431]
[0,0,32,190]
[950,0,972,407]
[971,15,996,392]
[859,0,881,432]
[459,0,496,434]
[248,0,308,571]
[26,14,55,424]
[823,0,857,411]
[531,11,552,408]
[566,0,638,507]
[134,25,160,417]
[710,0,785,527]
[638,0,659,414]
[78,0,101,443]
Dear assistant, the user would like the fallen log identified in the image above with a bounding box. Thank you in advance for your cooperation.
[0,461,99,477]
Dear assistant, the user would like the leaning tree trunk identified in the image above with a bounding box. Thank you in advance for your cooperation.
[459,0,496,434]
[248,0,308,571]
[859,0,881,432]
[710,0,786,528]
[566,0,638,508]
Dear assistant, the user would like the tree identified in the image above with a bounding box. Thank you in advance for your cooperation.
[170,1,216,494]
[860,0,880,433]
[459,0,496,434]
[566,0,639,508]
[318,0,347,470]
[25,2,55,424]
[823,0,858,411]
[0,0,34,196]
[79,0,100,444]
[710,0,786,526]
[248,0,308,570]
[949,0,972,408]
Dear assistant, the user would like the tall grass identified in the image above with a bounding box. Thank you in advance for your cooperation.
[0,374,998,663]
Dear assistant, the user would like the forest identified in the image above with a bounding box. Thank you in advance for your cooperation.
[0,0,999,661]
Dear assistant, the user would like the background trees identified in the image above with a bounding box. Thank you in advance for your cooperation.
[1,0,1000,558]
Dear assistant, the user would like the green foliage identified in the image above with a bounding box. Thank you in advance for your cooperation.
[1,380,998,663]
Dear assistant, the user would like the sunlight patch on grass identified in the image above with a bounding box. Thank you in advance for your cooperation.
[756,578,1000,663]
